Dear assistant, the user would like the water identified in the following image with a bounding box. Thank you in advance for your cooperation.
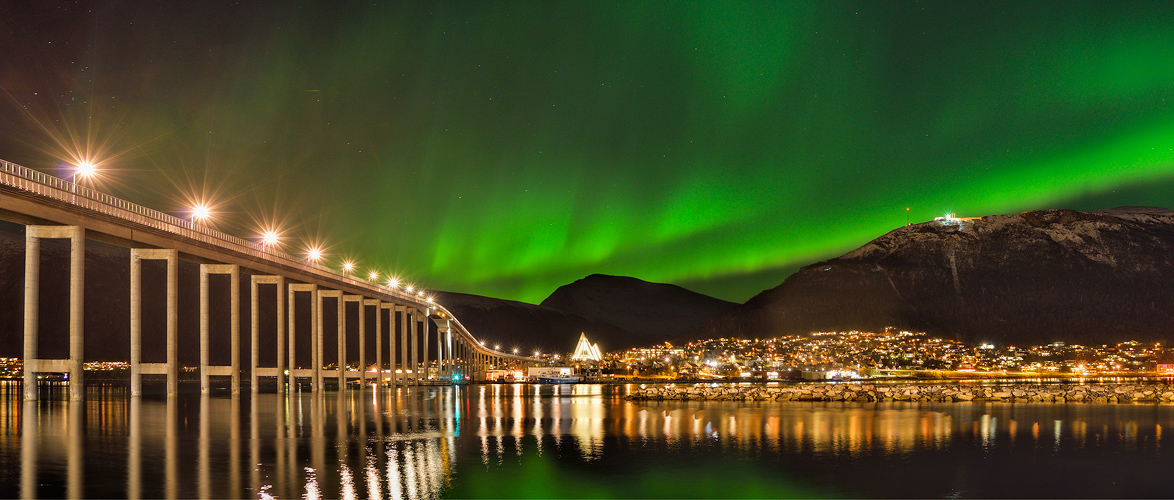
[3,381,1174,498]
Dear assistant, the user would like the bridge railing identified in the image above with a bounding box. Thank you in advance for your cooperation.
[0,158,540,363]
[0,159,421,302]
[432,304,536,362]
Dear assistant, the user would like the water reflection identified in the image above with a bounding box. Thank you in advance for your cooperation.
[5,383,1174,497]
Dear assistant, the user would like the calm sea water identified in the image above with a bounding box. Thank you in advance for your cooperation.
[3,381,1174,498]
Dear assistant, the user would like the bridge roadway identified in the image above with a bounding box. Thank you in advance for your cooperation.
[0,158,540,401]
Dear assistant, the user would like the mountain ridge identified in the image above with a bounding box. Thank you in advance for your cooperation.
[692,207,1174,346]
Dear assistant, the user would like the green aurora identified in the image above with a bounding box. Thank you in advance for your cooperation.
[3,1,1174,303]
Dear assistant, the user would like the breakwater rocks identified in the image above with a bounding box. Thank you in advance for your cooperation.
[626,383,1174,404]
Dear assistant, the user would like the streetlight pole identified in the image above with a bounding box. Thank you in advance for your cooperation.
[71,162,95,204]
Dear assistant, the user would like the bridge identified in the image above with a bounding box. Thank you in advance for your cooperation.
[0,158,541,401]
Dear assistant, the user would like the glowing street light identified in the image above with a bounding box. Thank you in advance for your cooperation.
[74,161,96,182]
[513,348,518,354]
[190,203,212,224]
[405,285,414,293]
[368,271,379,281]
[306,247,323,262]
[494,345,500,350]
[387,278,399,288]
[261,230,279,248]
[70,161,97,203]
[342,261,355,274]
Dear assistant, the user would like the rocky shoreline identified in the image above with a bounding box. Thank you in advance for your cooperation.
[626,383,1174,403]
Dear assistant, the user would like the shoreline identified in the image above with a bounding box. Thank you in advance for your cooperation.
[626,382,1174,403]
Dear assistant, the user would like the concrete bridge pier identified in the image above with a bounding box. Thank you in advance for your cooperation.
[250,276,285,394]
[24,225,85,401]
[417,307,427,387]
[289,284,320,391]
[316,290,343,388]
[129,248,178,397]
[379,302,394,386]
[200,264,240,394]
[343,294,364,385]
[422,309,430,381]
[397,305,408,386]
[437,321,448,380]
[365,299,380,384]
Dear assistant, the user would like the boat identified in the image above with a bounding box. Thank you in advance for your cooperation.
[535,375,580,384]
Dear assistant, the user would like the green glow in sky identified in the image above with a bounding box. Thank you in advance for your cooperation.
[4,1,1174,303]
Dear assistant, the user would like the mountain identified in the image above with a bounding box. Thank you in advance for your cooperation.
[693,207,1174,346]
[432,291,638,354]
[539,274,736,345]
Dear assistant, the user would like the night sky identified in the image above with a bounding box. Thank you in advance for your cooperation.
[2,1,1174,304]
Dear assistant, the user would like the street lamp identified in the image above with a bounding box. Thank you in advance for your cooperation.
[342,261,355,274]
[307,247,323,263]
[368,271,379,281]
[74,161,96,183]
[387,278,399,288]
[261,230,279,249]
[71,161,96,203]
[190,203,211,225]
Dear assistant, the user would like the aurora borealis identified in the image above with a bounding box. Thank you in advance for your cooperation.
[3,1,1174,303]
